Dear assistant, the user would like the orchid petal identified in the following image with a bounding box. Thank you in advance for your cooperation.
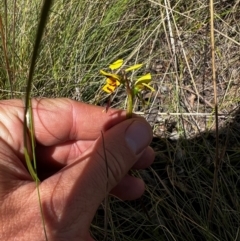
[106,78,120,86]
[141,83,155,92]
[125,64,143,72]
[109,59,123,70]
[136,73,151,83]
[100,70,121,81]
[102,84,116,93]
[134,83,155,94]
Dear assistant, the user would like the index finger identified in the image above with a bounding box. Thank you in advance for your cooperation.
[5,98,126,146]
[32,98,127,145]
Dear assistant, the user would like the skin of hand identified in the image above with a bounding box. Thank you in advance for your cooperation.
[0,98,154,241]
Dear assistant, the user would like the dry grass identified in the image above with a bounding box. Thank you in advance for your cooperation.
[1,0,240,240]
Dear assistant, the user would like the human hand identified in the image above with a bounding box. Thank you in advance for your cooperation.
[0,98,154,241]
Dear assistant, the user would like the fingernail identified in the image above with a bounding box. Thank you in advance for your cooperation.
[125,121,152,155]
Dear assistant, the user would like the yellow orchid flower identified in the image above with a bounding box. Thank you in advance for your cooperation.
[106,77,121,86]
[100,59,154,117]
[134,73,155,93]
[100,61,144,94]
[100,69,122,93]
[102,77,121,94]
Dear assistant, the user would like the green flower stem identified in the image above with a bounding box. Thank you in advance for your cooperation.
[126,78,134,118]
[126,89,133,119]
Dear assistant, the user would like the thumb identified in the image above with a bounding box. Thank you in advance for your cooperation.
[43,118,152,238]
[95,118,153,190]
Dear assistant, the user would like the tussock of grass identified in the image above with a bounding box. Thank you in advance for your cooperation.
[1,0,240,240]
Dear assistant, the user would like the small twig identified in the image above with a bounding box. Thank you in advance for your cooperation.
[214,29,240,47]
[12,0,17,84]
[136,111,230,118]
[208,0,219,222]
